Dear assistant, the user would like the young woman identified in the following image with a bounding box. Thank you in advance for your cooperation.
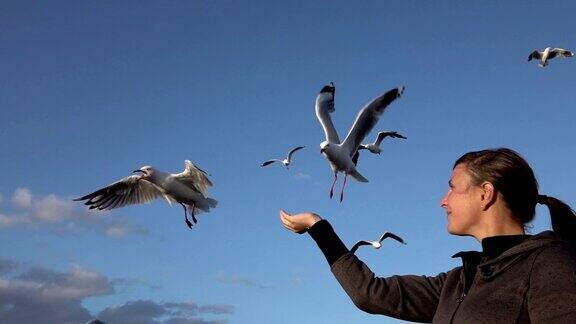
[280,148,576,323]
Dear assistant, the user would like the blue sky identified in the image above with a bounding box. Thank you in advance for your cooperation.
[1,1,575,323]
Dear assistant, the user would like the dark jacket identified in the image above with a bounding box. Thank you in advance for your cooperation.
[308,220,576,323]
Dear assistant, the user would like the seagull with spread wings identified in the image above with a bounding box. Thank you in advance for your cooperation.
[315,82,405,201]
[359,131,407,155]
[74,160,217,229]
[528,47,574,67]
[350,231,406,254]
[261,146,305,168]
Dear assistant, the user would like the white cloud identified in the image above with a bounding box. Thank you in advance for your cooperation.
[291,276,303,286]
[198,304,234,315]
[0,261,234,324]
[215,271,271,289]
[0,213,27,227]
[16,264,114,300]
[103,221,150,239]
[12,187,32,209]
[33,194,75,222]
[110,278,161,292]
[0,259,18,275]
[97,300,233,324]
[0,188,148,238]
[294,172,311,181]
[165,318,227,324]
[104,225,129,238]
[0,264,112,323]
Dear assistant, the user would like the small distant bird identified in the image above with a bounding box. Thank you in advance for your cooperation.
[315,82,405,202]
[74,160,217,229]
[350,231,406,254]
[358,131,407,154]
[86,320,105,324]
[528,47,574,67]
[261,146,305,168]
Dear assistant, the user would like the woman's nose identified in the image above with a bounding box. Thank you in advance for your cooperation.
[440,193,448,208]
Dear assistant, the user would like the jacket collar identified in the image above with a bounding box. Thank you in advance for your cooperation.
[452,231,562,280]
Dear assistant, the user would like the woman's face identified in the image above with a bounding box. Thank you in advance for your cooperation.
[440,164,484,236]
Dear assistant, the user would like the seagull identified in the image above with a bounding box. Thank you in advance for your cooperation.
[315,82,405,201]
[261,146,305,168]
[350,231,406,254]
[74,160,217,229]
[85,320,105,324]
[358,131,407,155]
[528,47,574,67]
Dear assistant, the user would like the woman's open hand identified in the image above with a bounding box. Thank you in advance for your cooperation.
[279,209,322,234]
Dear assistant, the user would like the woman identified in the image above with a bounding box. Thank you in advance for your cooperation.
[280,148,576,323]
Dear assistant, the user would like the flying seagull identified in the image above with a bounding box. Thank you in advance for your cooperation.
[528,47,574,67]
[86,320,105,324]
[315,82,405,201]
[350,231,406,254]
[261,146,305,168]
[358,131,407,155]
[74,160,217,229]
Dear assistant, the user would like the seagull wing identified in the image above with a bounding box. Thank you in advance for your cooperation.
[527,50,542,61]
[374,132,387,146]
[173,160,213,197]
[315,83,340,144]
[375,131,407,146]
[350,240,371,253]
[352,150,360,166]
[74,175,162,210]
[379,232,407,245]
[261,159,283,167]
[341,87,405,157]
[286,146,305,162]
[549,48,574,59]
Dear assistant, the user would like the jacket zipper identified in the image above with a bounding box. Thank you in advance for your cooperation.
[449,266,469,324]
[449,291,466,323]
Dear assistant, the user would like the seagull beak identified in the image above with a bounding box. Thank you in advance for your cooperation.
[133,170,146,175]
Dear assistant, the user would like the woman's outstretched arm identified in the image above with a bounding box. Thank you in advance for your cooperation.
[280,210,448,322]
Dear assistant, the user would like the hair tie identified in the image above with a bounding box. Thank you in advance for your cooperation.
[537,194,548,205]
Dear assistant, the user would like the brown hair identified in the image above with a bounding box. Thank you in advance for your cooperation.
[454,148,576,242]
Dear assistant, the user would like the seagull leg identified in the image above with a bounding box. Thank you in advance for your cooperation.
[181,203,193,229]
[190,203,198,225]
[339,173,348,202]
[329,172,338,199]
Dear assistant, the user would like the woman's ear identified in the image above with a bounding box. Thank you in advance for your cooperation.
[479,181,496,210]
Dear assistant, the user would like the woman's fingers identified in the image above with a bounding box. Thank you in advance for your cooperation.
[279,210,294,230]
[281,214,299,231]
[279,210,306,233]
[280,216,293,230]
[280,209,321,234]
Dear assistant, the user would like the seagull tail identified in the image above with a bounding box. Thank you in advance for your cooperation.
[348,169,369,183]
[187,198,217,215]
[206,198,217,208]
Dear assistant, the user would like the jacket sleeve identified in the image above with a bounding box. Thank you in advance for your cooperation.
[527,244,576,323]
[308,220,446,322]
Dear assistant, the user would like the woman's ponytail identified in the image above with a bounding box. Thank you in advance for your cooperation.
[538,195,576,244]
